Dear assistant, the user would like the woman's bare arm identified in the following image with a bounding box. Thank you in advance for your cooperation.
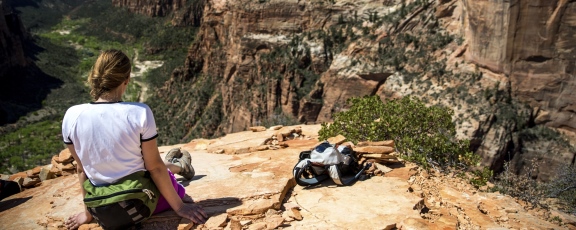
[65,144,93,229]
[141,139,207,224]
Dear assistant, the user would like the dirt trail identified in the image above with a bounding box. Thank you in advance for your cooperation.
[130,49,163,102]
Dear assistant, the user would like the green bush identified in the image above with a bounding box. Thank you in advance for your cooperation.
[318,95,480,171]
[470,167,494,187]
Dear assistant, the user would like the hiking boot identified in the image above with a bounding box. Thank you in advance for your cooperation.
[177,150,195,180]
[165,147,182,163]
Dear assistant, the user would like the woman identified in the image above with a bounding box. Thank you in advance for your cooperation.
[62,50,206,229]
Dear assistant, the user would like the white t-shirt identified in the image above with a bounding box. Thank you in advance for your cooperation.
[62,102,158,186]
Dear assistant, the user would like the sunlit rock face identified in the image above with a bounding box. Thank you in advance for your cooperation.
[461,0,576,178]
[0,126,568,230]
[463,0,576,133]
[154,0,398,138]
[112,0,203,26]
[112,0,185,16]
[119,0,575,179]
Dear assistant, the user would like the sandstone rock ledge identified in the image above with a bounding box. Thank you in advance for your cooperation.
[0,125,571,230]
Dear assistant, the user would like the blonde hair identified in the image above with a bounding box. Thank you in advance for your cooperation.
[87,49,131,100]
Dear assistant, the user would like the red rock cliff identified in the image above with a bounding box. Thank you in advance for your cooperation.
[152,0,399,143]
[112,0,204,26]
[144,0,574,178]
[463,0,576,133]
[460,0,576,178]
[112,0,184,16]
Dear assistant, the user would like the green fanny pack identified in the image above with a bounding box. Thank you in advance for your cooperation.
[83,171,160,229]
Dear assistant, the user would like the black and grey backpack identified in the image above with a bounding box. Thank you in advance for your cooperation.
[292,141,371,186]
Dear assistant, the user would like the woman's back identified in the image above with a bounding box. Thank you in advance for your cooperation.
[62,101,158,185]
[62,50,206,230]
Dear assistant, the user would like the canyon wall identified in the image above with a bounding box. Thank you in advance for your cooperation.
[121,0,575,178]
[112,0,185,16]
[461,0,576,178]
[0,0,30,124]
[161,0,332,137]
[148,0,397,143]
[463,0,576,133]
[112,0,203,26]
[0,0,28,75]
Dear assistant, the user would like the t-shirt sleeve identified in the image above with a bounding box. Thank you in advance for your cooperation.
[141,105,158,142]
[62,108,74,144]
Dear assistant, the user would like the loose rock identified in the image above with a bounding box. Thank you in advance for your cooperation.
[205,213,228,228]
[327,135,347,145]
[249,126,267,132]
[248,222,267,230]
[58,149,74,163]
[289,208,303,221]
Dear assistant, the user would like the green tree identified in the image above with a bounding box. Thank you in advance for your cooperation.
[319,95,481,171]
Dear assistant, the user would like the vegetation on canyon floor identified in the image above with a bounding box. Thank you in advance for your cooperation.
[0,0,195,173]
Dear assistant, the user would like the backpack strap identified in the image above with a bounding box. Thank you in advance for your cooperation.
[298,150,311,160]
[327,162,372,186]
[293,159,329,186]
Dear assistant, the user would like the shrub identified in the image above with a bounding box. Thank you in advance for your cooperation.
[547,164,576,214]
[470,167,493,188]
[494,160,547,208]
[318,95,480,171]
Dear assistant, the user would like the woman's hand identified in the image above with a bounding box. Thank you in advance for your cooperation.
[175,203,208,224]
[141,139,208,224]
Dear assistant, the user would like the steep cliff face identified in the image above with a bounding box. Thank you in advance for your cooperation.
[148,0,574,179]
[112,0,184,16]
[463,0,576,132]
[0,1,28,75]
[461,0,576,178]
[156,0,326,141]
[112,0,203,26]
[152,0,398,144]
[0,0,31,124]
[186,0,330,133]
[0,0,66,125]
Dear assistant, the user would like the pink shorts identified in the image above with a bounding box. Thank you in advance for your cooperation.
[153,170,185,214]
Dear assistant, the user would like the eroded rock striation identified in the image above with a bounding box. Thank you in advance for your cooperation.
[150,0,399,143]
[112,0,184,16]
[112,0,204,26]
[461,0,576,177]
[463,1,576,130]
[125,0,575,178]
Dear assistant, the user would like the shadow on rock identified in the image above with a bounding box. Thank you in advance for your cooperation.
[0,196,32,213]
[196,197,243,216]
[141,197,242,230]
[177,174,207,186]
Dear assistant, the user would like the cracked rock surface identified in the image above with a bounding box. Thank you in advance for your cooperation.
[0,125,571,229]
